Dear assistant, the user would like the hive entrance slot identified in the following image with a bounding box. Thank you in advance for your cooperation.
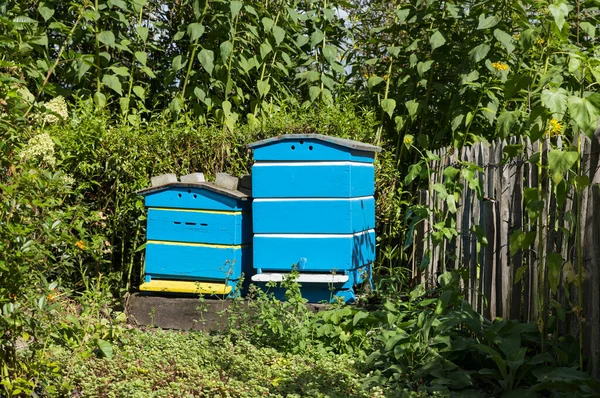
[200,223,208,226]
[185,222,196,225]
[173,222,181,224]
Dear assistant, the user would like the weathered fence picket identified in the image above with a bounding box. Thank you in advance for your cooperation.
[414,132,600,377]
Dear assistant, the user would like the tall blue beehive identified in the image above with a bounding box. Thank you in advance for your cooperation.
[137,174,252,296]
[248,134,381,302]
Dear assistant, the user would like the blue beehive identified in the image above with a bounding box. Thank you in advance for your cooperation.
[248,134,381,302]
[137,173,252,296]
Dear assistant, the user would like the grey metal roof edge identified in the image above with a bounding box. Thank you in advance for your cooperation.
[136,182,250,199]
[247,134,382,152]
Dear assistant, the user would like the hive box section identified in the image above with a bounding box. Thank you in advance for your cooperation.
[138,178,251,296]
[248,134,381,303]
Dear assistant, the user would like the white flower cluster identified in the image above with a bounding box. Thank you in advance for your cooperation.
[20,133,57,167]
[43,96,68,124]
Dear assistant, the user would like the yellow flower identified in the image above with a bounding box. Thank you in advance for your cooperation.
[8,293,17,301]
[536,37,545,45]
[272,377,281,387]
[514,32,521,40]
[76,240,85,250]
[545,118,563,136]
[403,134,414,146]
[492,62,509,71]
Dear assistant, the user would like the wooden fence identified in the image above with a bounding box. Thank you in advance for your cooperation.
[413,131,600,376]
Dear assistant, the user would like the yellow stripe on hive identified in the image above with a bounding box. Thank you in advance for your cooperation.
[150,207,246,215]
[139,280,232,295]
[147,240,249,249]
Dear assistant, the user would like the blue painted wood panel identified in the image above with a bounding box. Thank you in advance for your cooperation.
[252,139,375,163]
[252,162,374,198]
[145,242,251,281]
[253,230,376,272]
[252,197,375,234]
[146,209,251,245]
[144,187,249,211]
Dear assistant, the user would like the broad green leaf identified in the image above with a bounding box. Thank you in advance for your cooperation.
[198,49,214,75]
[29,35,48,46]
[220,41,233,61]
[187,23,204,41]
[230,1,243,18]
[478,14,500,30]
[260,42,272,59]
[136,26,149,43]
[323,45,337,64]
[497,111,517,137]
[311,29,324,48]
[262,17,274,32]
[514,265,528,284]
[429,30,446,52]
[308,86,320,102]
[38,3,54,21]
[222,100,232,115]
[547,253,563,294]
[469,43,490,63]
[96,339,113,359]
[451,114,464,131]
[77,54,94,80]
[541,88,568,120]
[296,35,309,48]
[134,51,147,66]
[567,94,600,136]
[493,29,514,54]
[404,163,421,185]
[321,74,335,90]
[367,76,384,89]
[173,30,185,41]
[548,3,569,30]
[272,26,285,46]
[109,66,129,77]
[396,8,410,24]
[406,100,419,120]
[387,46,401,57]
[503,143,523,158]
[417,60,433,77]
[509,230,536,256]
[257,79,271,97]
[94,92,106,108]
[395,115,406,132]
[171,55,185,71]
[580,22,595,39]
[547,150,578,184]
[381,98,396,118]
[102,74,122,95]
[133,85,145,99]
[98,31,115,47]
[446,194,457,213]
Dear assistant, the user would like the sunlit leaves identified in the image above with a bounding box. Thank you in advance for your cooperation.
[198,49,214,76]
[429,30,446,52]
[567,94,600,136]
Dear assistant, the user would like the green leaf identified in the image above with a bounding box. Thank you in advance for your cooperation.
[171,55,185,71]
[404,163,421,185]
[102,74,122,95]
[311,29,324,48]
[262,17,274,32]
[272,26,285,46]
[220,41,233,61]
[502,143,523,158]
[548,2,569,30]
[567,94,600,136]
[38,3,54,21]
[109,66,129,77]
[321,74,335,90]
[509,230,536,256]
[98,31,116,47]
[367,76,384,89]
[134,51,147,66]
[173,30,185,41]
[308,86,320,102]
[95,339,113,359]
[580,22,595,39]
[514,265,528,284]
[417,60,433,77]
[260,42,272,60]
[493,29,514,54]
[406,100,420,120]
[497,111,517,138]
[547,150,578,185]
[469,43,490,63]
[296,35,309,48]
[323,45,337,64]
[135,26,149,43]
[198,49,214,75]
[133,86,145,99]
[396,8,410,24]
[541,88,568,120]
[547,253,563,294]
[568,56,581,73]
[187,23,204,41]
[230,1,243,18]
[29,34,48,46]
[387,46,401,57]
[477,14,500,30]
[429,30,446,52]
[257,79,271,97]
[94,92,106,108]
[381,98,396,118]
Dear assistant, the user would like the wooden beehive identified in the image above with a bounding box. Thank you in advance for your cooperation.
[248,134,381,302]
[137,175,251,296]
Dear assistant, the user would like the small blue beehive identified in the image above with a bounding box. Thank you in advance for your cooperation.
[137,173,252,296]
[248,134,381,302]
